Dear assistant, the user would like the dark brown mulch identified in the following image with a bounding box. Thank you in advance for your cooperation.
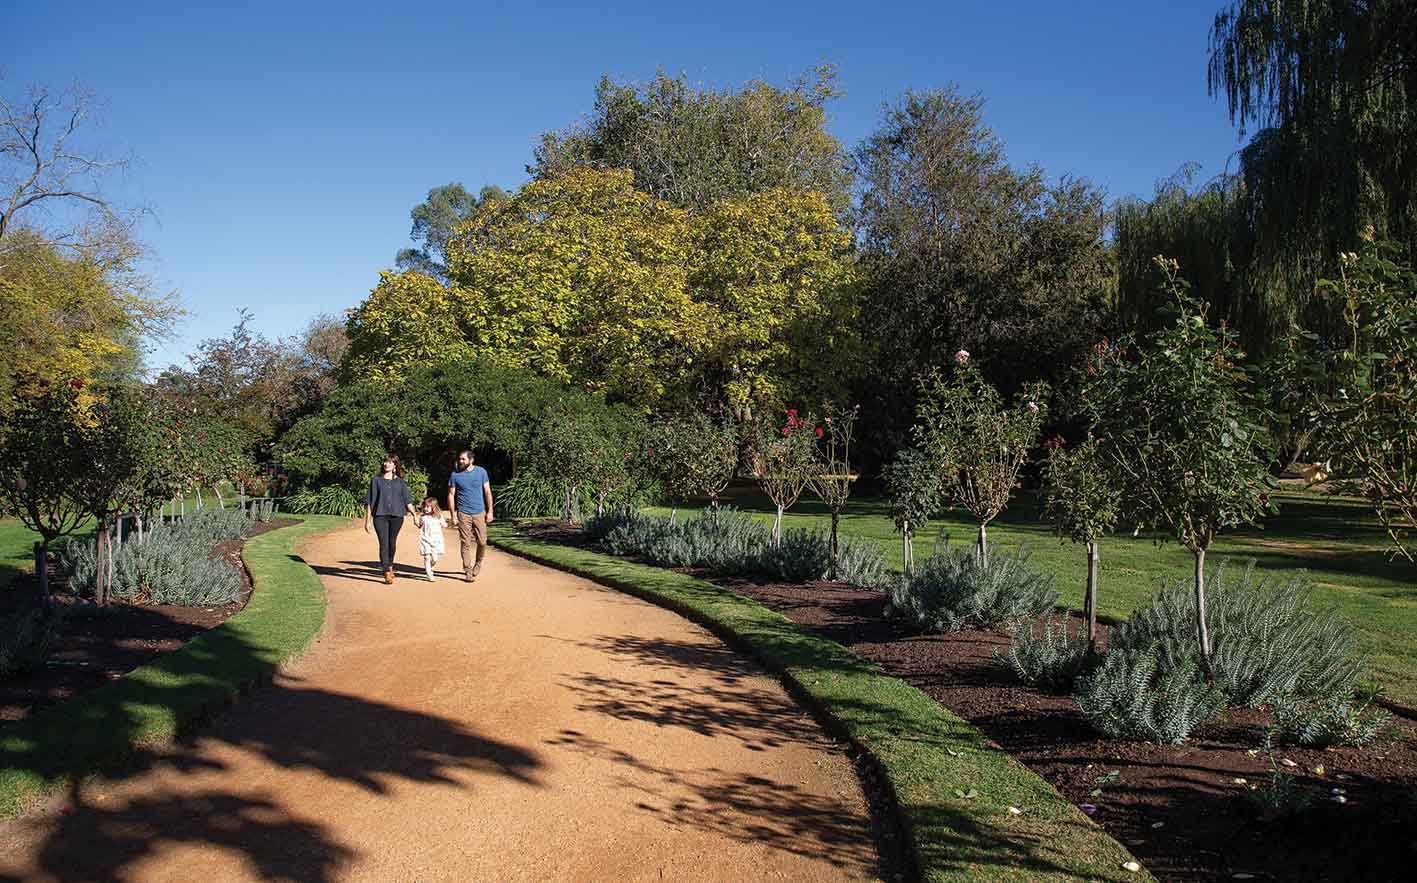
[0,518,298,723]
[524,522,1417,883]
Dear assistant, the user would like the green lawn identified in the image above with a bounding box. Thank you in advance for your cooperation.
[650,489,1417,706]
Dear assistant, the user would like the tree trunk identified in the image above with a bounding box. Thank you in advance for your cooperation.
[34,541,49,600]
[214,485,225,510]
[95,519,110,607]
[773,505,784,546]
[179,496,185,518]
[1194,547,1213,678]
[1085,540,1100,650]
[829,509,840,581]
[902,522,912,580]
[136,513,144,544]
[195,487,203,510]
[669,507,678,526]
[977,522,988,567]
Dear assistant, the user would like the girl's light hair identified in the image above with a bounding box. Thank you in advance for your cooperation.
[421,496,442,516]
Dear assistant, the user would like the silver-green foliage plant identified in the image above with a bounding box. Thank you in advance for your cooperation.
[0,606,61,678]
[57,509,252,606]
[1041,435,1120,648]
[585,507,886,588]
[1273,694,1392,748]
[1073,647,1227,744]
[1001,613,1095,693]
[913,352,1047,565]
[1112,562,1364,708]
[886,540,1059,632]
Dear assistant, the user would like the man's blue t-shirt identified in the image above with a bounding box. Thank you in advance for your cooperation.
[448,465,490,515]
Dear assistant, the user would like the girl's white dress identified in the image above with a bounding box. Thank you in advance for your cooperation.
[418,514,445,559]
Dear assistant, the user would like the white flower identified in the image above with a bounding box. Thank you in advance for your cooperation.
[954,349,970,364]
[1026,401,1039,414]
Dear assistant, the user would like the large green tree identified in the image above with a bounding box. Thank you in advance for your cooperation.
[1196,1,1417,345]
[394,182,507,280]
[854,87,1114,458]
[531,66,852,214]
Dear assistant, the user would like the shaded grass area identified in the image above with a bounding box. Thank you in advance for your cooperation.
[0,515,345,817]
[651,490,1417,706]
[0,521,37,593]
[491,523,1149,882]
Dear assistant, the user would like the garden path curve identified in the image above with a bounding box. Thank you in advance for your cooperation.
[0,522,880,882]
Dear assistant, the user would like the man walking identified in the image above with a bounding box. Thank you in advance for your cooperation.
[447,450,495,582]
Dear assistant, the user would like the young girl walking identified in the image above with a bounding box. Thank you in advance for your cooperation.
[417,497,448,581]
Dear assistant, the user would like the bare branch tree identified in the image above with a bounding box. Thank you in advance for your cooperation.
[0,80,137,253]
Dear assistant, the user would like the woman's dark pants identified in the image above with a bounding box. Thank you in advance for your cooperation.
[373,515,403,571]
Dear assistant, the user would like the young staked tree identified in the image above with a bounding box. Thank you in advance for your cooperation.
[752,409,819,545]
[1084,257,1275,674]
[650,411,739,521]
[913,351,1048,565]
[806,405,858,580]
[1305,241,1417,559]
[1041,435,1122,649]
[882,447,941,579]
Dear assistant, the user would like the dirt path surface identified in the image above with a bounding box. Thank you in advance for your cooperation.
[0,523,880,882]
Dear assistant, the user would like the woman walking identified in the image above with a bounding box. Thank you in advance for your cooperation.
[363,454,417,584]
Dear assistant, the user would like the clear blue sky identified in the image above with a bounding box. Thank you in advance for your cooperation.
[5,0,1246,372]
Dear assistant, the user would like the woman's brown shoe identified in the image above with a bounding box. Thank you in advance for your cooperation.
[384,569,394,585]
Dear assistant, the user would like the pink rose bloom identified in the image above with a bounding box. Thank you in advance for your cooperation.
[1027,401,1039,414]
[954,349,970,364]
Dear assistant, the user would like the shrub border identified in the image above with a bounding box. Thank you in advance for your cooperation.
[491,523,1151,882]
[0,514,346,817]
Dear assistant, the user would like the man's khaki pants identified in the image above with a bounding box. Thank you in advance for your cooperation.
[456,513,487,580]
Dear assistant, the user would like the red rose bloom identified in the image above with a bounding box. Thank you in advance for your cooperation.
[814,427,824,438]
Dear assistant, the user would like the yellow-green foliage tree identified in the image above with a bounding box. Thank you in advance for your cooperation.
[0,234,169,415]
[342,269,475,381]
[688,187,859,418]
[347,167,860,413]
[447,166,702,406]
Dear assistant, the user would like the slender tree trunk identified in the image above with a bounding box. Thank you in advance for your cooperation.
[215,485,224,510]
[977,522,988,566]
[34,541,49,600]
[669,506,678,526]
[195,487,203,510]
[1194,547,1213,678]
[95,519,109,607]
[136,513,144,544]
[902,522,912,580]
[773,505,784,546]
[829,508,840,581]
[1085,540,1100,650]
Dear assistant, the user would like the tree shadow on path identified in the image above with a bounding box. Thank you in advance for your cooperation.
[0,635,543,882]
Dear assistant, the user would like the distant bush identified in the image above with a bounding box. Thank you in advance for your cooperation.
[0,605,61,679]
[501,470,597,520]
[886,540,1058,632]
[1111,563,1364,707]
[584,507,887,588]
[1001,614,1095,693]
[285,485,364,518]
[1074,647,1226,744]
[56,509,254,607]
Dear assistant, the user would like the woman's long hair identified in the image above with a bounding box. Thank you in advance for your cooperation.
[380,453,405,479]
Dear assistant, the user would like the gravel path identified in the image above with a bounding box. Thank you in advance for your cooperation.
[0,522,880,882]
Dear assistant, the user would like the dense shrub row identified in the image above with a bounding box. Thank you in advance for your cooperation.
[56,509,256,606]
[583,508,888,588]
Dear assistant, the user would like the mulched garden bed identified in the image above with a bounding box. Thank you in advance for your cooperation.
[521,521,1417,882]
[0,517,298,723]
